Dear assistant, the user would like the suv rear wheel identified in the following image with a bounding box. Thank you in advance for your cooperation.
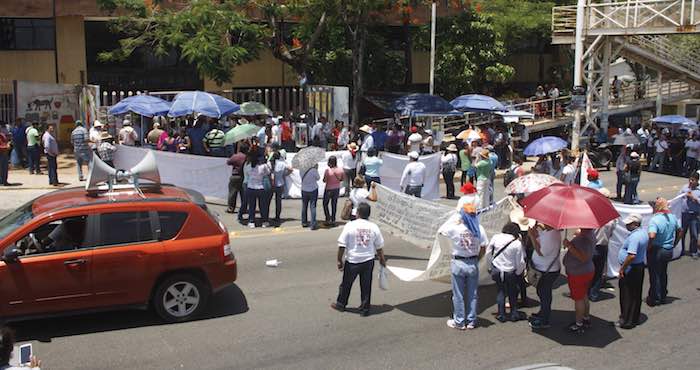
[153,274,210,322]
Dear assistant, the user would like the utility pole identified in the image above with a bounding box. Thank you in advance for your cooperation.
[572,0,586,152]
[429,1,436,95]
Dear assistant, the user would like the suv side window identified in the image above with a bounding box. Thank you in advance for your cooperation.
[157,212,188,240]
[97,212,154,247]
[12,215,89,257]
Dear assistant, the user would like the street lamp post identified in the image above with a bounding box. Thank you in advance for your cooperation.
[429,1,436,95]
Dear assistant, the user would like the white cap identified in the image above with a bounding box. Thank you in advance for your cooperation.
[630,151,640,158]
[122,119,131,126]
[93,120,103,128]
[424,129,432,135]
[408,151,419,159]
[623,213,642,225]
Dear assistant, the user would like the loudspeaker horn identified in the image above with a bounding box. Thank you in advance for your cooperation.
[127,150,160,184]
[85,154,118,190]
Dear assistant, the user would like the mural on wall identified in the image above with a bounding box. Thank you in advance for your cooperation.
[16,81,100,142]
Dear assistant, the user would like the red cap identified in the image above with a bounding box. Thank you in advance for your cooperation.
[460,182,477,194]
[586,168,599,179]
[410,126,418,133]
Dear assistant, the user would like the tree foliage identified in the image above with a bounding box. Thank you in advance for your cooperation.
[97,0,267,86]
[415,8,514,98]
[476,0,555,52]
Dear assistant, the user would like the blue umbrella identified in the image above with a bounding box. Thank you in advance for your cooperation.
[651,115,696,125]
[168,91,240,118]
[388,93,459,117]
[450,94,506,113]
[524,136,569,156]
[108,95,171,117]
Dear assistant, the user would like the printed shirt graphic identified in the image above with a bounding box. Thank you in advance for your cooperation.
[338,219,384,264]
[440,222,488,258]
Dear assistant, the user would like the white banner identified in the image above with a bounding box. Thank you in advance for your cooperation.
[580,152,592,187]
[379,152,442,200]
[375,182,514,283]
[607,195,685,277]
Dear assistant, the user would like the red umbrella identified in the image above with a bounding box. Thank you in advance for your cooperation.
[521,183,619,229]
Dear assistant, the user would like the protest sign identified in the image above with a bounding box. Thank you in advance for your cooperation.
[379,152,442,200]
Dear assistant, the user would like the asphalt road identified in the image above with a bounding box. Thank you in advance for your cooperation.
[3,170,700,370]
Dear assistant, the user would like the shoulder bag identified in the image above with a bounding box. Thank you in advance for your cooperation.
[526,245,561,287]
[487,238,516,274]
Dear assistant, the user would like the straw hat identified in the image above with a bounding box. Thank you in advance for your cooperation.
[480,149,490,159]
[447,143,458,152]
[99,131,113,140]
[347,142,359,151]
[510,207,535,232]
[597,187,612,198]
[359,124,372,134]
[93,120,103,128]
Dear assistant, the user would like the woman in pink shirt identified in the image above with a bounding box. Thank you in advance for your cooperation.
[323,155,345,227]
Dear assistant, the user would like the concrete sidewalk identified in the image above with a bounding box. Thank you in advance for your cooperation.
[2,153,83,191]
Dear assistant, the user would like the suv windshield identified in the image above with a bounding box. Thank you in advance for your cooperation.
[0,201,34,240]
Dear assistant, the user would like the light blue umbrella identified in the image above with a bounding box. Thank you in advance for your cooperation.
[108,95,171,117]
[451,94,506,113]
[388,93,460,117]
[651,115,696,125]
[167,91,240,118]
[524,136,569,156]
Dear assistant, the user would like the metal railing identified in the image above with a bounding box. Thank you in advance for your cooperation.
[627,35,700,76]
[552,0,700,35]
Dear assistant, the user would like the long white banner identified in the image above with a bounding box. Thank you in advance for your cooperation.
[113,145,442,201]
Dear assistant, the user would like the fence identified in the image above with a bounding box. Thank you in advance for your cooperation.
[0,79,15,124]
[100,85,342,122]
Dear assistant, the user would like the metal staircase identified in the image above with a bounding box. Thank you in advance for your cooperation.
[551,0,700,150]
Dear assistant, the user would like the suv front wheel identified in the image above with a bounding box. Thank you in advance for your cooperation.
[153,274,210,322]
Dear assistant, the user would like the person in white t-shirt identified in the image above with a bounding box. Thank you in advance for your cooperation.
[270,119,282,145]
[118,119,138,146]
[527,223,562,329]
[407,126,422,153]
[400,151,426,197]
[348,176,377,217]
[650,135,669,171]
[331,203,386,317]
[341,142,360,194]
[560,154,577,185]
[441,201,489,330]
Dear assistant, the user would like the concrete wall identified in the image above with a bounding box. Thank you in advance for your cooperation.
[55,15,86,84]
[0,50,56,83]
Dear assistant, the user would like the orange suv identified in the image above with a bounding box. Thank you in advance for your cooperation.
[0,185,237,323]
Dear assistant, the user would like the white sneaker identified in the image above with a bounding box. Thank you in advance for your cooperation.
[248,222,256,229]
[446,319,465,330]
[262,222,270,228]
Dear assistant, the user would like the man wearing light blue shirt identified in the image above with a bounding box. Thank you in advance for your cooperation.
[617,214,647,329]
[647,197,681,306]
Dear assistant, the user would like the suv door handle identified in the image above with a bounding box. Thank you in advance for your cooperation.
[63,259,87,266]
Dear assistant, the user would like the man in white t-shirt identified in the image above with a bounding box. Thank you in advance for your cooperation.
[118,119,138,146]
[400,151,426,197]
[331,203,386,317]
[527,223,562,329]
[407,126,422,153]
[271,118,282,145]
[560,154,576,185]
[650,135,669,171]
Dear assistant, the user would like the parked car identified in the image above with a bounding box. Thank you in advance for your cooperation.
[0,185,236,323]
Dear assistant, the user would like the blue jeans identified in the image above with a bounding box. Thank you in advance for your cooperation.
[47,154,58,184]
[76,151,91,180]
[589,245,608,300]
[271,186,284,221]
[681,213,699,255]
[27,145,40,173]
[624,178,639,204]
[650,152,665,171]
[647,247,673,303]
[323,188,340,223]
[535,271,560,323]
[301,189,318,227]
[237,187,248,222]
[0,151,8,184]
[491,268,519,319]
[365,175,380,190]
[246,188,268,225]
[616,170,626,199]
[450,258,479,327]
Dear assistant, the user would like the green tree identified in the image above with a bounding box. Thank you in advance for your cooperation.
[96,0,267,86]
[416,8,514,98]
